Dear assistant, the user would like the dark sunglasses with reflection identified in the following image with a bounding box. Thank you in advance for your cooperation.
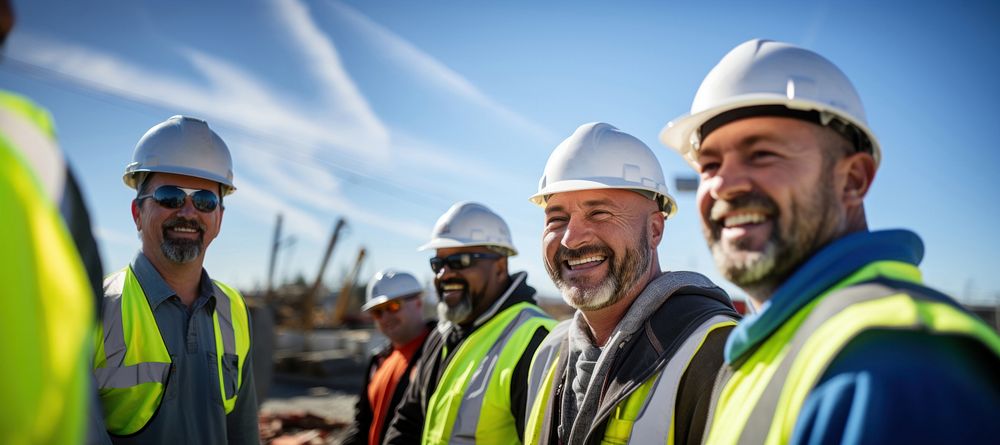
[137,185,220,213]
[429,252,502,273]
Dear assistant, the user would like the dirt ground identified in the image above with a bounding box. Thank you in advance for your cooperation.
[260,380,359,445]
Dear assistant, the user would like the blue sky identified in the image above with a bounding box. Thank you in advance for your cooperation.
[3,0,999,304]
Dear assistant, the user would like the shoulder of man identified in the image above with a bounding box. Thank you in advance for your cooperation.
[792,328,1000,445]
[643,278,740,350]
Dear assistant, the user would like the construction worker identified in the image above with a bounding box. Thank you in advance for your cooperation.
[660,39,1000,444]
[92,116,259,444]
[383,201,556,445]
[343,269,434,445]
[1,0,106,443]
[523,122,740,445]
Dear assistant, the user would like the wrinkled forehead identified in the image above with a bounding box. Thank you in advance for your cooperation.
[544,188,656,213]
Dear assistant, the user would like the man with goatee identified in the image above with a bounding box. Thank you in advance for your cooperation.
[92,116,258,445]
[385,201,554,445]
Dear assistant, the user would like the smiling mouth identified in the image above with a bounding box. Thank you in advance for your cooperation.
[565,255,606,270]
[720,212,768,228]
[439,282,466,304]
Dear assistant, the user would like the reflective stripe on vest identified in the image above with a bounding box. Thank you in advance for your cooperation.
[423,302,555,445]
[525,316,736,445]
[1,93,92,445]
[0,91,66,204]
[705,261,1000,445]
[93,267,251,435]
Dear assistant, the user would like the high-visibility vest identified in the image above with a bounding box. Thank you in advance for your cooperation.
[524,315,736,445]
[422,302,555,445]
[93,266,251,436]
[0,91,93,444]
[704,260,1000,445]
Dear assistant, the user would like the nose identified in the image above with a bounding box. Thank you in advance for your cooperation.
[435,265,457,282]
[705,160,752,201]
[175,196,199,217]
[560,216,594,250]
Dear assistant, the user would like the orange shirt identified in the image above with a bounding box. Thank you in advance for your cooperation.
[367,329,430,445]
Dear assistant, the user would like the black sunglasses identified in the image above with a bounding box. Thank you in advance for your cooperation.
[137,185,219,213]
[429,252,501,273]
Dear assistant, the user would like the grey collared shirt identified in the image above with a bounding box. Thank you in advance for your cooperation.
[108,252,259,445]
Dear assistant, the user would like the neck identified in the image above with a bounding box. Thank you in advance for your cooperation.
[392,325,429,349]
[581,263,660,347]
[581,297,632,347]
[145,250,205,306]
[745,220,870,309]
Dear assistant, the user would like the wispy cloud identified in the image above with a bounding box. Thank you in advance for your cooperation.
[328,1,558,144]
[13,30,388,160]
[390,132,538,197]
[235,137,430,242]
[270,0,390,156]
[12,1,526,245]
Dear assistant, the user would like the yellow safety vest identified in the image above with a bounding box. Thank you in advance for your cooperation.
[93,266,251,436]
[704,260,1000,445]
[0,91,93,444]
[423,302,555,445]
[524,315,736,445]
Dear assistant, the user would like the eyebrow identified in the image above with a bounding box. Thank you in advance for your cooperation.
[700,133,786,157]
[545,198,616,214]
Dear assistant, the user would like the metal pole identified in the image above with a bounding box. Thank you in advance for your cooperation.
[302,218,347,332]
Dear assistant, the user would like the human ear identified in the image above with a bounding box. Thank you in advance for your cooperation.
[131,199,141,228]
[647,209,665,248]
[840,152,876,207]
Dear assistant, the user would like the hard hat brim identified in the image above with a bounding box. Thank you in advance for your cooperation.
[417,238,517,256]
[123,165,236,195]
[361,294,412,312]
[661,95,881,169]
[529,179,678,219]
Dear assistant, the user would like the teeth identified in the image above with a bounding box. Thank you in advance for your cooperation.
[724,213,766,227]
[567,256,604,267]
[173,227,198,233]
[443,284,464,291]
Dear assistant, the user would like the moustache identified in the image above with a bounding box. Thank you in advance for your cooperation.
[436,278,468,292]
[554,244,612,266]
[163,217,206,233]
[708,192,779,223]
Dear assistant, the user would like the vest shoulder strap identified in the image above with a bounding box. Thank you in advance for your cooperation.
[739,280,995,444]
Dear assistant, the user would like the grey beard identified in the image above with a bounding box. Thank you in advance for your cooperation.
[162,238,201,263]
[437,297,472,324]
[548,226,651,311]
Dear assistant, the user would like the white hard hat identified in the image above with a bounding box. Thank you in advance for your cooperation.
[660,39,880,168]
[124,115,236,195]
[530,122,678,218]
[362,269,423,312]
[418,201,517,256]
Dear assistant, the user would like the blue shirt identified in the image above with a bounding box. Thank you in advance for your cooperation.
[727,230,1000,445]
[107,252,259,445]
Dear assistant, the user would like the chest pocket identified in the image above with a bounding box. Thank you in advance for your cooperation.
[221,353,239,399]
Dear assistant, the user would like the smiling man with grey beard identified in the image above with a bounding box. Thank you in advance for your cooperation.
[384,201,555,445]
[92,116,258,445]
[523,122,740,445]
